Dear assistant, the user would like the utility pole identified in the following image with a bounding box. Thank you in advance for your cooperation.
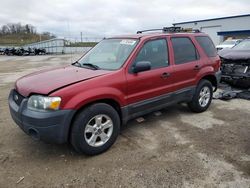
[80,32,83,42]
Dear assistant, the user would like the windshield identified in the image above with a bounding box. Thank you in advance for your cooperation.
[78,39,138,70]
[232,40,250,50]
[220,40,236,45]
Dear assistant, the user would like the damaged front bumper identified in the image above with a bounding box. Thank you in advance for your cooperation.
[8,89,75,144]
[221,59,250,88]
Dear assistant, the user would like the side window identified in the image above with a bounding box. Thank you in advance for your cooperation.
[195,36,217,57]
[134,39,169,69]
[171,37,199,65]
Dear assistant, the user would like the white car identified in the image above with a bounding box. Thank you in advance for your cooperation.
[216,39,242,51]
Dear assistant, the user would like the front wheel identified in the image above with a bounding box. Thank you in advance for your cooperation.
[70,103,120,155]
[188,79,213,113]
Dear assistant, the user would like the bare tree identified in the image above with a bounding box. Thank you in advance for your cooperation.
[1,25,10,34]
[25,24,30,33]
[0,23,56,40]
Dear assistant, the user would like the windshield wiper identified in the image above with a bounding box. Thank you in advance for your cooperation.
[82,63,100,70]
[72,61,82,67]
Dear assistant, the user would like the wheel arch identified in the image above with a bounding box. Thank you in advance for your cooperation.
[200,74,218,91]
[68,98,123,142]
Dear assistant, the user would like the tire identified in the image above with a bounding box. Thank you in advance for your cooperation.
[70,103,120,155]
[188,79,213,113]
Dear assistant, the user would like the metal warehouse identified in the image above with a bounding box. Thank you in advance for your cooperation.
[23,38,91,54]
[23,38,67,54]
[173,14,250,45]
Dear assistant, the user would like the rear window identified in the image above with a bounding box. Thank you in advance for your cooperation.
[195,36,217,57]
[171,37,199,65]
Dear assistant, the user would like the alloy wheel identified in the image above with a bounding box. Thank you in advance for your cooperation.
[84,114,113,147]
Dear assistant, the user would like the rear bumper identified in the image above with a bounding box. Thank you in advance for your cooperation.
[8,90,75,144]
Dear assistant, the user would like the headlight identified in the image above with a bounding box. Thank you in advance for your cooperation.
[27,95,61,111]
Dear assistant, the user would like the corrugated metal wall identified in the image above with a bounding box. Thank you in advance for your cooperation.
[23,38,91,54]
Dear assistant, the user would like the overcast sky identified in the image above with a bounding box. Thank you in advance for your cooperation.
[1,0,250,40]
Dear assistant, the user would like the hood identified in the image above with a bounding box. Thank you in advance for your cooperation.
[218,49,250,61]
[16,65,111,97]
[216,44,234,49]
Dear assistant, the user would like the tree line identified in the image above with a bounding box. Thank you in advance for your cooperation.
[0,23,56,38]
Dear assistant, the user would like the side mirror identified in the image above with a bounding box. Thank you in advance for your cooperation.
[133,61,151,73]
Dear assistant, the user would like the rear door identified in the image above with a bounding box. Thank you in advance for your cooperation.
[125,38,175,115]
[170,36,202,91]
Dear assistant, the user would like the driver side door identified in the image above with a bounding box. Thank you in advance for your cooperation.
[125,38,175,117]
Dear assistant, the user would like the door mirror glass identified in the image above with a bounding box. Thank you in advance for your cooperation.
[133,61,151,73]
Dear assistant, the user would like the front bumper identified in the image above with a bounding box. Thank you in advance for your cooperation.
[221,73,250,80]
[8,90,75,144]
[221,74,250,88]
[214,70,222,91]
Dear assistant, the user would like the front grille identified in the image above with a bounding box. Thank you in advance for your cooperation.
[13,90,25,106]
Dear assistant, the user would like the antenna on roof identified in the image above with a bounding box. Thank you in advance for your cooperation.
[67,21,73,64]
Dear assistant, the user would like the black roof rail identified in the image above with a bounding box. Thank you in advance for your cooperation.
[136,28,164,34]
[136,27,201,34]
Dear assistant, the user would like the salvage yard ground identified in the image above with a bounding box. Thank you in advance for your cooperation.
[0,54,250,187]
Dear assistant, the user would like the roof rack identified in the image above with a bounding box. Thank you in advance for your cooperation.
[136,27,201,34]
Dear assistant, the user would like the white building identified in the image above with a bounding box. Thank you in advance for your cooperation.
[23,38,67,53]
[173,14,250,45]
[23,38,91,54]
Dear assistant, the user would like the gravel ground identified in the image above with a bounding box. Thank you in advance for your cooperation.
[0,54,250,188]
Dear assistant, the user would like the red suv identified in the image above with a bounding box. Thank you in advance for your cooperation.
[9,27,221,155]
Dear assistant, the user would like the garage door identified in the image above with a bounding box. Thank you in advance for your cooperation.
[201,26,221,45]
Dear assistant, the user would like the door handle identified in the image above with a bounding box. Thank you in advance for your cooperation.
[161,72,171,79]
[193,65,201,70]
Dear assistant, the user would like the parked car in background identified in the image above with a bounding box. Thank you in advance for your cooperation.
[9,27,221,155]
[34,48,46,55]
[216,39,242,51]
[0,48,4,55]
[4,47,17,56]
[219,39,250,88]
[2,47,46,56]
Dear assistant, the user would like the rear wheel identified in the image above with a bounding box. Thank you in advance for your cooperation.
[188,79,213,113]
[70,103,120,155]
